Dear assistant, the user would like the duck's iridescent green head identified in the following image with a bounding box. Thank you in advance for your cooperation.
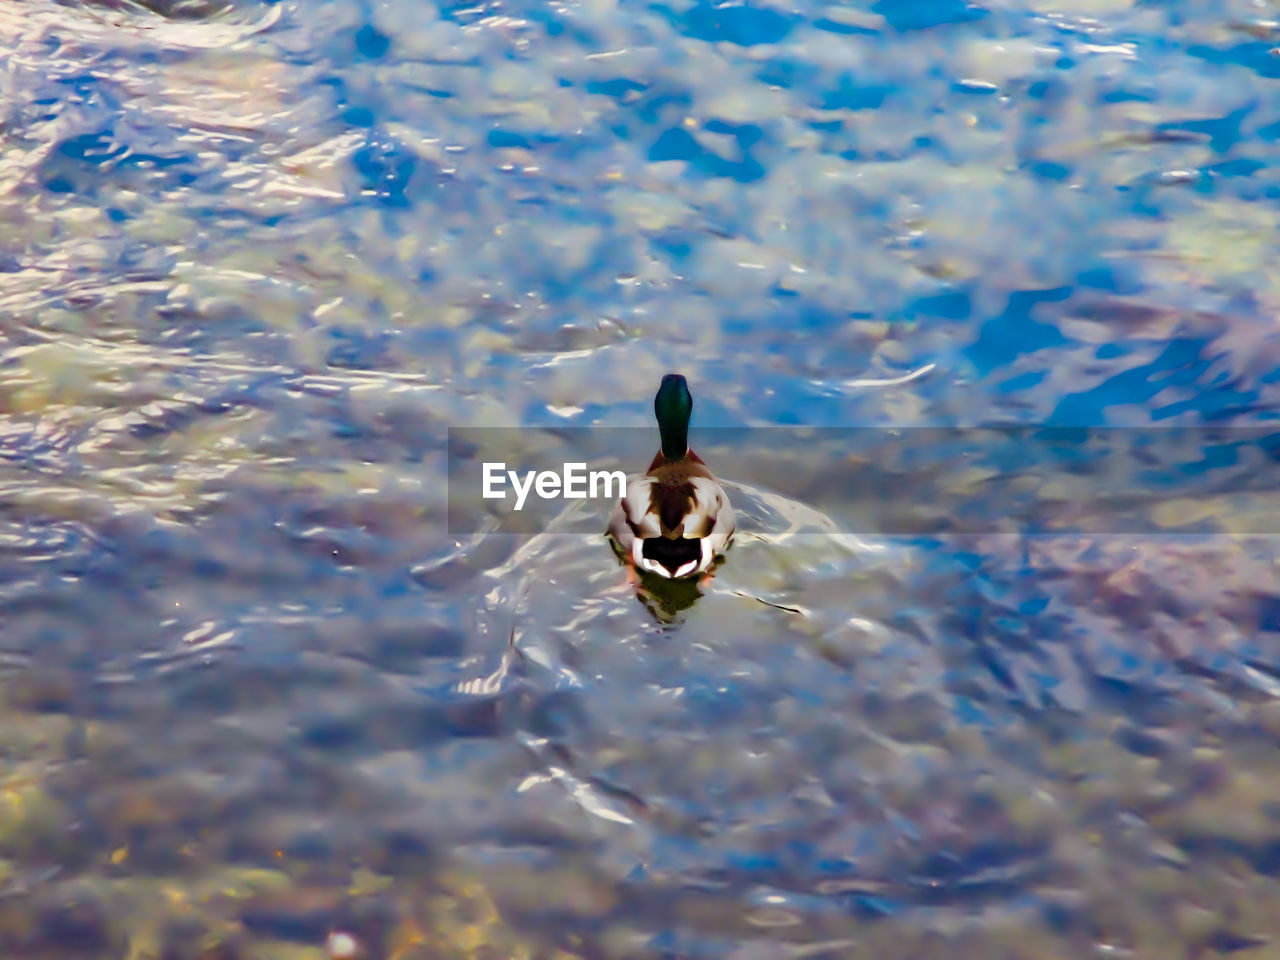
[655,373,692,461]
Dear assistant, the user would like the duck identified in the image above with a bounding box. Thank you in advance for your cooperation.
[608,374,735,579]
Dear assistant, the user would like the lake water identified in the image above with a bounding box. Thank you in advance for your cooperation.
[3,0,1280,957]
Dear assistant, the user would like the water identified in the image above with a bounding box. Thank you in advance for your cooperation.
[2,0,1280,956]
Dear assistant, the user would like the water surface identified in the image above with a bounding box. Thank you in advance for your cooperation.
[3,0,1280,956]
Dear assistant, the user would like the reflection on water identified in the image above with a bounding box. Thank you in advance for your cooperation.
[3,0,1280,955]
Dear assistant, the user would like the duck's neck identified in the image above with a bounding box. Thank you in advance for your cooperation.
[658,416,688,461]
[655,376,693,462]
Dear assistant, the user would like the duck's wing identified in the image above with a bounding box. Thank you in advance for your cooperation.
[697,487,735,572]
[608,476,663,546]
[680,477,731,539]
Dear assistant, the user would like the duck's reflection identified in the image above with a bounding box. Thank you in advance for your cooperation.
[613,554,731,624]
[631,567,704,622]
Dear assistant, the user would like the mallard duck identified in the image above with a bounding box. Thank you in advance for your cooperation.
[608,374,735,579]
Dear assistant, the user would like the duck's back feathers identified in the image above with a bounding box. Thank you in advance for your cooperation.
[608,467,734,579]
[645,449,714,534]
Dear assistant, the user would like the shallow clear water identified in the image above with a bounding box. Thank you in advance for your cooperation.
[3,0,1280,956]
